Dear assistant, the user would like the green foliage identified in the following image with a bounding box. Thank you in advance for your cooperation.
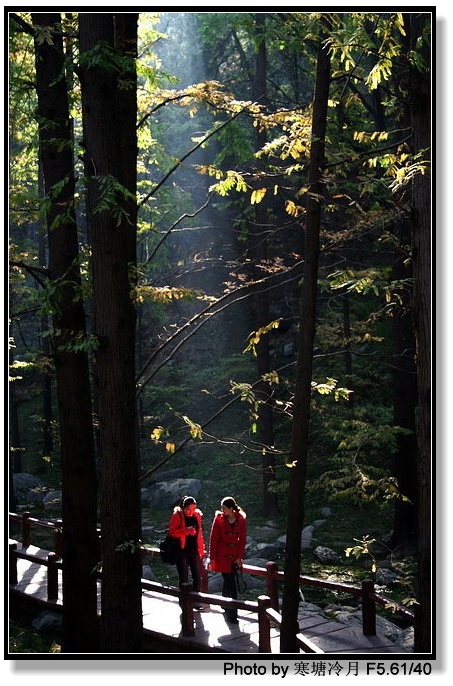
[9,618,61,653]
[115,540,143,554]
[311,464,407,506]
[92,174,136,226]
[41,329,100,353]
[345,535,378,571]
[311,377,353,402]
[78,39,135,77]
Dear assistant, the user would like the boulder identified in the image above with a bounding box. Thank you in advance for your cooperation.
[32,611,62,635]
[141,478,202,509]
[376,567,398,586]
[12,473,47,504]
[313,545,342,564]
[245,541,283,561]
[148,468,185,483]
[43,490,62,511]
[301,525,315,549]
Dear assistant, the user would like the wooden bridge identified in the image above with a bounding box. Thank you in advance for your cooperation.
[9,511,414,654]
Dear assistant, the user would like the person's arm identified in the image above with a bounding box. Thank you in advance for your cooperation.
[196,511,206,556]
[236,518,247,562]
[169,511,192,538]
[208,517,220,562]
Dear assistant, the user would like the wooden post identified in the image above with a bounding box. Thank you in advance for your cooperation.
[257,595,272,653]
[265,561,279,610]
[362,578,376,635]
[9,541,18,586]
[47,552,59,601]
[22,511,31,549]
[55,520,63,558]
[180,582,195,636]
[201,559,209,593]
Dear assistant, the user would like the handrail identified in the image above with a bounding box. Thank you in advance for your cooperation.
[9,511,64,558]
[264,606,324,654]
[9,541,61,602]
[9,511,414,640]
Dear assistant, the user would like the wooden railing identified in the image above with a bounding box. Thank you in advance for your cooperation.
[9,512,414,652]
[9,511,65,558]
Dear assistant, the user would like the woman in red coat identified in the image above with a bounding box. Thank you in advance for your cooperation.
[209,496,246,624]
[168,496,205,605]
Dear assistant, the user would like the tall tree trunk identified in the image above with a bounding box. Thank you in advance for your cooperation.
[79,12,143,653]
[252,13,278,516]
[409,12,431,654]
[38,166,54,458]
[390,216,417,551]
[280,22,331,653]
[385,14,418,553]
[32,13,99,652]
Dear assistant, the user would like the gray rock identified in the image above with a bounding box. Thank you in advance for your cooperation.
[32,611,62,634]
[141,478,202,509]
[313,545,342,563]
[246,542,282,561]
[148,468,185,483]
[301,525,315,549]
[376,567,398,586]
[12,473,47,503]
[43,490,62,511]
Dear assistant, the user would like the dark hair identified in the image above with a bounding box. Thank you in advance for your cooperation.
[181,495,196,509]
[221,496,239,511]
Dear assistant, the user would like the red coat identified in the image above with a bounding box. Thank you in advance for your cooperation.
[168,507,205,557]
[209,510,247,573]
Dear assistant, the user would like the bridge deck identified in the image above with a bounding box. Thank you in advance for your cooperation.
[10,547,410,654]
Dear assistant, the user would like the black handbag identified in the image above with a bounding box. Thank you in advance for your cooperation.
[159,534,180,564]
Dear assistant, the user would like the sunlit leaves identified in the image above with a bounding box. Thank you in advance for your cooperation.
[285,199,303,217]
[328,269,381,296]
[250,188,267,205]
[311,377,353,402]
[262,371,280,385]
[181,415,203,440]
[132,285,202,304]
[243,319,282,357]
[353,130,389,144]
[9,359,31,382]
[345,535,377,572]
[209,170,248,196]
[150,426,165,443]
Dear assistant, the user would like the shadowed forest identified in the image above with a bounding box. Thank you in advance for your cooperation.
[8,11,431,655]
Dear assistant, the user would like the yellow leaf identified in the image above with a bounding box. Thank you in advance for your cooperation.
[251,188,267,205]
[151,426,164,442]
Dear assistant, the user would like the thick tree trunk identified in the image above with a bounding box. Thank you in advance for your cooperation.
[79,12,143,653]
[252,13,278,517]
[409,12,432,654]
[280,24,331,652]
[32,13,99,652]
[390,217,417,551]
